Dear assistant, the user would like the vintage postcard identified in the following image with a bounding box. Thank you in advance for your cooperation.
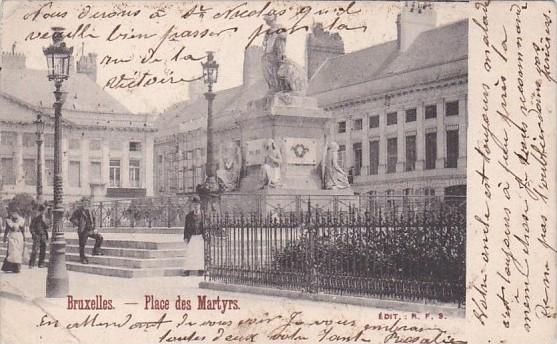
[0,1,555,343]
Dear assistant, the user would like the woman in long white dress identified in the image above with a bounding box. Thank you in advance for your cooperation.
[183,195,205,276]
[2,209,25,273]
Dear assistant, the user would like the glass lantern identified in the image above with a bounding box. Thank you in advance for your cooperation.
[35,116,45,136]
[202,51,219,86]
[43,27,73,82]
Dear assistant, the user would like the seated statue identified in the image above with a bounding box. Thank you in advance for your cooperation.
[262,14,307,95]
[217,142,241,192]
[260,139,283,188]
[323,141,350,190]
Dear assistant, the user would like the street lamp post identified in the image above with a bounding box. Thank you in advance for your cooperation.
[197,51,220,213]
[43,27,73,298]
[34,115,45,202]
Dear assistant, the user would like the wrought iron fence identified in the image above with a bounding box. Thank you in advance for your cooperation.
[67,198,190,228]
[67,194,466,230]
[205,202,465,306]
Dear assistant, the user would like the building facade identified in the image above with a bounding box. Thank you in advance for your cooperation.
[154,3,467,200]
[310,3,467,199]
[154,46,265,196]
[0,50,156,202]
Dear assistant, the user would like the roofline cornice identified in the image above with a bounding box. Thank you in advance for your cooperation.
[322,74,468,111]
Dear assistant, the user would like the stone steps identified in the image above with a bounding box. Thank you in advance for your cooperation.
[0,233,187,278]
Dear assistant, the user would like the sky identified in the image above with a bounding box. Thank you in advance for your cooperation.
[1,1,469,114]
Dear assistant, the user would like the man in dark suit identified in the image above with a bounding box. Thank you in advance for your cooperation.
[70,197,103,264]
[29,204,49,268]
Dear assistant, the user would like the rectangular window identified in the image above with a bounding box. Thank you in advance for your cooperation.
[45,159,54,186]
[353,142,362,176]
[45,134,54,148]
[109,140,121,151]
[89,139,102,151]
[353,119,363,131]
[69,161,81,187]
[424,187,435,196]
[387,138,397,173]
[1,132,16,146]
[1,158,15,185]
[109,160,121,187]
[129,141,142,152]
[158,155,163,163]
[369,140,379,175]
[185,169,194,192]
[425,104,437,119]
[386,189,395,208]
[369,115,379,129]
[446,100,459,116]
[405,108,417,122]
[22,133,36,148]
[446,130,459,168]
[405,135,416,172]
[337,121,346,133]
[129,159,141,188]
[425,132,437,170]
[90,161,102,184]
[69,138,80,151]
[195,166,204,185]
[338,144,346,169]
[387,112,397,125]
[23,159,36,185]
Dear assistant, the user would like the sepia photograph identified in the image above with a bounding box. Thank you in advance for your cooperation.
[0,1,555,344]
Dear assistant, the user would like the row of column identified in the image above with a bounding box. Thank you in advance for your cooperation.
[9,132,154,197]
[343,96,467,175]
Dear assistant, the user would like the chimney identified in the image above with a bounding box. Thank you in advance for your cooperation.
[188,78,205,100]
[2,43,26,70]
[76,48,98,82]
[306,23,345,80]
[397,2,437,52]
[242,45,263,87]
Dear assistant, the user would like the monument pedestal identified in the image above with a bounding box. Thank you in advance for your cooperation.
[238,93,332,192]
[219,93,354,215]
[221,188,356,215]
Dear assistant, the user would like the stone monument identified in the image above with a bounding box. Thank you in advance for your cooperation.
[221,15,355,214]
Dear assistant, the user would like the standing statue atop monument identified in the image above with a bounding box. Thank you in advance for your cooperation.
[261,14,307,94]
[323,141,350,190]
[260,139,283,188]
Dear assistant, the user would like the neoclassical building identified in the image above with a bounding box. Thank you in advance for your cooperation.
[154,3,467,199]
[1,49,156,202]
[308,3,467,198]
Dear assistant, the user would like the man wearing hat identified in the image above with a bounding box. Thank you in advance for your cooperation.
[29,203,49,268]
[183,195,205,276]
[70,197,103,264]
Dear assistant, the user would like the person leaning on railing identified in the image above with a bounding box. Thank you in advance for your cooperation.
[70,197,104,264]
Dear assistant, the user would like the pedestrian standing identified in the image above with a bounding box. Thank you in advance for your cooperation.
[29,204,49,268]
[2,207,25,273]
[183,195,205,276]
[70,197,103,264]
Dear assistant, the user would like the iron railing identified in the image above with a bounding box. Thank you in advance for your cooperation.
[72,194,465,229]
[204,203,465,306]
[64,197,190,228]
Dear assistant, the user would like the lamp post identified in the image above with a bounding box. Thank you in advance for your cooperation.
[197,51,220,213]
[43,26,73,298]
[34,115,45,202]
